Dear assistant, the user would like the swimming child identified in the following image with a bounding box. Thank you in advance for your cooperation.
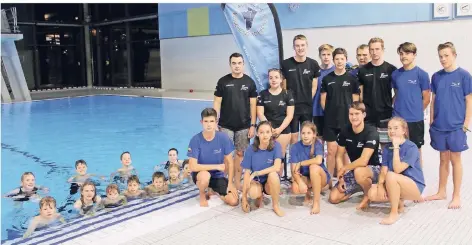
[114,151,137,178]
[73,181,101,216]
[154,148,184,177]
[23,196,65,238]
[181,159,192,183]
[101,184,127,209]
[145,172,169,197]
[167,163,182,185]
[123,175,146,200]
[4,172,49,202]
[68,160,105,194]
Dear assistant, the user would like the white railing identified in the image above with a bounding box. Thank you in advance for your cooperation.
[1,7,19,33]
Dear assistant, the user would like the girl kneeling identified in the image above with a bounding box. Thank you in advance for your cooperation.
[241,121,285,217]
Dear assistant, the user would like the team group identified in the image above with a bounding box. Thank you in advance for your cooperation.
[186,35,472,225]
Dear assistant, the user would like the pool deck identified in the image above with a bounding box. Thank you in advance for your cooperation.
[4,88,472,245]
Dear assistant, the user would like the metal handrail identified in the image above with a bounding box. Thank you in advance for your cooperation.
[1,7,19,33]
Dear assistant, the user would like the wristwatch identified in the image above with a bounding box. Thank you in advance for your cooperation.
[251,124,257,127]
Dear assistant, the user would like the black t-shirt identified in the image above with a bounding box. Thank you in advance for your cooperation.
[357,61,397,117]
[321,71,360,128]
[214,74,258,131]
[336,124,380,166]
[281,57,321,115]
[257,89,295,126]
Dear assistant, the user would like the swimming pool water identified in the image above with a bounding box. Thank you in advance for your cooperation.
[1,95,212,241]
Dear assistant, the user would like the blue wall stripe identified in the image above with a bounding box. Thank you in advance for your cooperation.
[159,3,435,40]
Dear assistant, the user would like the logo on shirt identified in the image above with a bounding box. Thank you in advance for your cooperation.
[367,140,377,145]
[346,139,353,142]
[289,69,296,72]
[328,82,335,86]
[278,101,286,106]
[214,149,222,154]
[357,142,364,148]
[226,84,235,87]
[380,73,389,78]
[408,80,417,85]
[264,101,271,103]
[241,85,249,91]
[342,81,350,87]
[267,159,274,164]
[365,74,373,77]
[303,69,311,75]
[289,98,294,102]
[451,82,461,87]
[188,148,192,153]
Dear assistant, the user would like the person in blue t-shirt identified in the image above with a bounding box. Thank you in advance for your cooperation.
[241,121,285,217]
[426,42,472,210]
[187,108,239,207]
[290,121,331,215]
[392,42,431,167]
[367,117,425,225]
[312,44,335,140]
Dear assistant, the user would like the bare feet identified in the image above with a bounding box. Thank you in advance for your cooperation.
[380,212,399,225]
[425,192,446,201]
[448,197,461,209]
[273,205,285,217]
[398,200,405,213]
[255,197,264,209]
[310,201,320,215]
[414,196,425,203]
[356,196,370,210]
[199,194,209,207]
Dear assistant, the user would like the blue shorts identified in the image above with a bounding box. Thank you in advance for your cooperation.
[302,165,331,186]
[334,165,381,196]
[429,127,468,152]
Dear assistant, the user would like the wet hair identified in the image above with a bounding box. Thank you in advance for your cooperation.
[182,159,189,169]
[293,34,307,45]
[120,151,130,160]
[106,183,120,194]
[332,47,348,59]
[152,171,165,181]
[437,42,457,55]
[21,172,35,182]
[39,196,56,209]
[201,108,217,120]
[75,159,87,168]
[397,42,417,55]
[350,101,366,113]
[368,37,385,49]
[168,163,180,173]
[80,181,98,209]
[229,52,244,63]
[168,148,178,155]
[389,117,410,139]
[268,68,286,90]
[252,121,275,152]
[127,175,140,185]
[318,44,334,56]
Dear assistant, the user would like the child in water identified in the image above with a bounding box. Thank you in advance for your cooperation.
[4,172,49,202]
[68,160,105,194]
[123,175,146,200]
[167,163,182,186]
[73,181,101,216]
[181,159,192,184]
[23,196,65,238]
[145,172,169,197]
[113,151,138,179]
[101,184,127,209]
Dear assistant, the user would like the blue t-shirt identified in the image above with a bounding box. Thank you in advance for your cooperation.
[187,131,234,178]
[392,66,431,122]
[313,65,335,116]
[431,67,472,131]
[241,141,283,183]
[289,140,327,176]
[381,140,425,190]
[349,67,359,77]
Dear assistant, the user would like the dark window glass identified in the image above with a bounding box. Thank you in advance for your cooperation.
[34,4,82,22]
[128,4,158,16]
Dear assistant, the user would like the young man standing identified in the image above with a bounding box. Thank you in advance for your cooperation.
[357,38,397,128]
[426,42,472,209]
[188,108,239,207]
[213,53,258,191]
[312,44,335,140]
[328,102,381,210]
[349,44,371,78]
[391,42,431,166]
[320,48,360,181]
[281,34,321,144]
